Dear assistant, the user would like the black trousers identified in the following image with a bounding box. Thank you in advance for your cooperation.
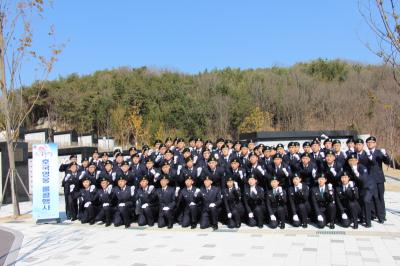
[247,205,265,227]
[314,203,336,228]
[95,206,113,225]
[226,203,245,228]
[200,207,219,229]
[80,204,95,224]
[138,206,158,226]
[269,206,286,228]
[292,203,310,227]
[181,205,199,227]
[113,203,133,227]
[158,209,174,227]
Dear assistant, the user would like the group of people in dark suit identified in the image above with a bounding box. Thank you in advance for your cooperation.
[60,135,392,230]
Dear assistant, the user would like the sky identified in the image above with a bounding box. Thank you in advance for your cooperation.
[20,0,382,85]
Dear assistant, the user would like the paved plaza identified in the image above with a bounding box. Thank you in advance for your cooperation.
[1,176,400,266]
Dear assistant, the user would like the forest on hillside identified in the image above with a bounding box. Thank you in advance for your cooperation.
[19,59,400,156]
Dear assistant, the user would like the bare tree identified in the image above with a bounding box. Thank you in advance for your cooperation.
[0,0,63,218]
[359,0,400,88]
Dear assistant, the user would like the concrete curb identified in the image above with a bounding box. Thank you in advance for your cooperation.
[0,226,24,266]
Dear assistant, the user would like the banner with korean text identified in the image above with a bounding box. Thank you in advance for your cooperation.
[32,143,59,220]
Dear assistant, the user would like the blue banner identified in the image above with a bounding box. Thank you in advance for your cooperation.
[32,143,59,220]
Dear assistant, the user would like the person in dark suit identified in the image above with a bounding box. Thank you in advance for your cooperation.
[320,150,343,186]
[62,162,80,220]
[225,158,247,190]
[222,176,244,228]
[266,153,292,189]
[155,175,176,228]
[288,173,310,228]
[365,136,391,222]
[199,176,222,230]
[310,173,336,229]
[135,176,158,226]
[265,176,287,229]
[77,176,97,225]
[295,152,318,188]
[94,174,114,227]
[346,152,376,227]
[243,174,265,228]
[336,171,361,229]
[177,175,202,229]
[113,175,136,228]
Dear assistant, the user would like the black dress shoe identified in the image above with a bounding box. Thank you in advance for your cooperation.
[378,219,384,224]
[125,224,130,228]
[236,223,241,228]
[258,225,263,229]
[353,223,358,229]
[212,225,218,231]
[302,223,308,228]
[167,225,173,229]
[365,224,371,228]
[71,217,77,221]
[280,222,285,229]
[89,220,95,225]
[191,224,197,229]
[329,223,335,229]
[105,223,111,227]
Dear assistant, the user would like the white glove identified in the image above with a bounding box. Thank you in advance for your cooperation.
[90,185,95,192]
[312,168,317,178]
[173,156,178,164]
[141,203,149,209]
[118,203,126,207]
[209,203,216,208]
[107,184,113,194]
[293,154,300,160]
[112,172,116,181]
[102,203,110,207]
[69,184,75,192]
[342,213,348,220]
[147,185,154,193]
[177,165,182,175]
[327,183,332,190]
[150,169,156,175]
[293,214,299,222]
[64,174,71,182]
[282,168,289,177]
[196,167,202,177]
[277,186,282,194]
[239,170,244,179]
[250,187,257,195]
[189,202,196,206]
[194,188,200,197]
[381,149,387,155]
[130,186,136,196]
[248,212,254,218]
[84,202,91,208]
[227,212,232,219]
[193,155,198,164]
[162,207,170,211]
[214,153,219,160]
[330,168,337,176]
[349,181,354,188]
[270,215,276,221]
[353,167,359,177]
[317,215,324,222]
[175,187,180,197]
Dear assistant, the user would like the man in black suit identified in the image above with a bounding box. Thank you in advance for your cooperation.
[199,176,222,230]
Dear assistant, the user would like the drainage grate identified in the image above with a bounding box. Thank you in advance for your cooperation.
[316,231,346,235]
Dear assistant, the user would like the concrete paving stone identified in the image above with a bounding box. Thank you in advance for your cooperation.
[199,255,215,260]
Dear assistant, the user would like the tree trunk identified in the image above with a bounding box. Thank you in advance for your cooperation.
[0,13,20,217]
